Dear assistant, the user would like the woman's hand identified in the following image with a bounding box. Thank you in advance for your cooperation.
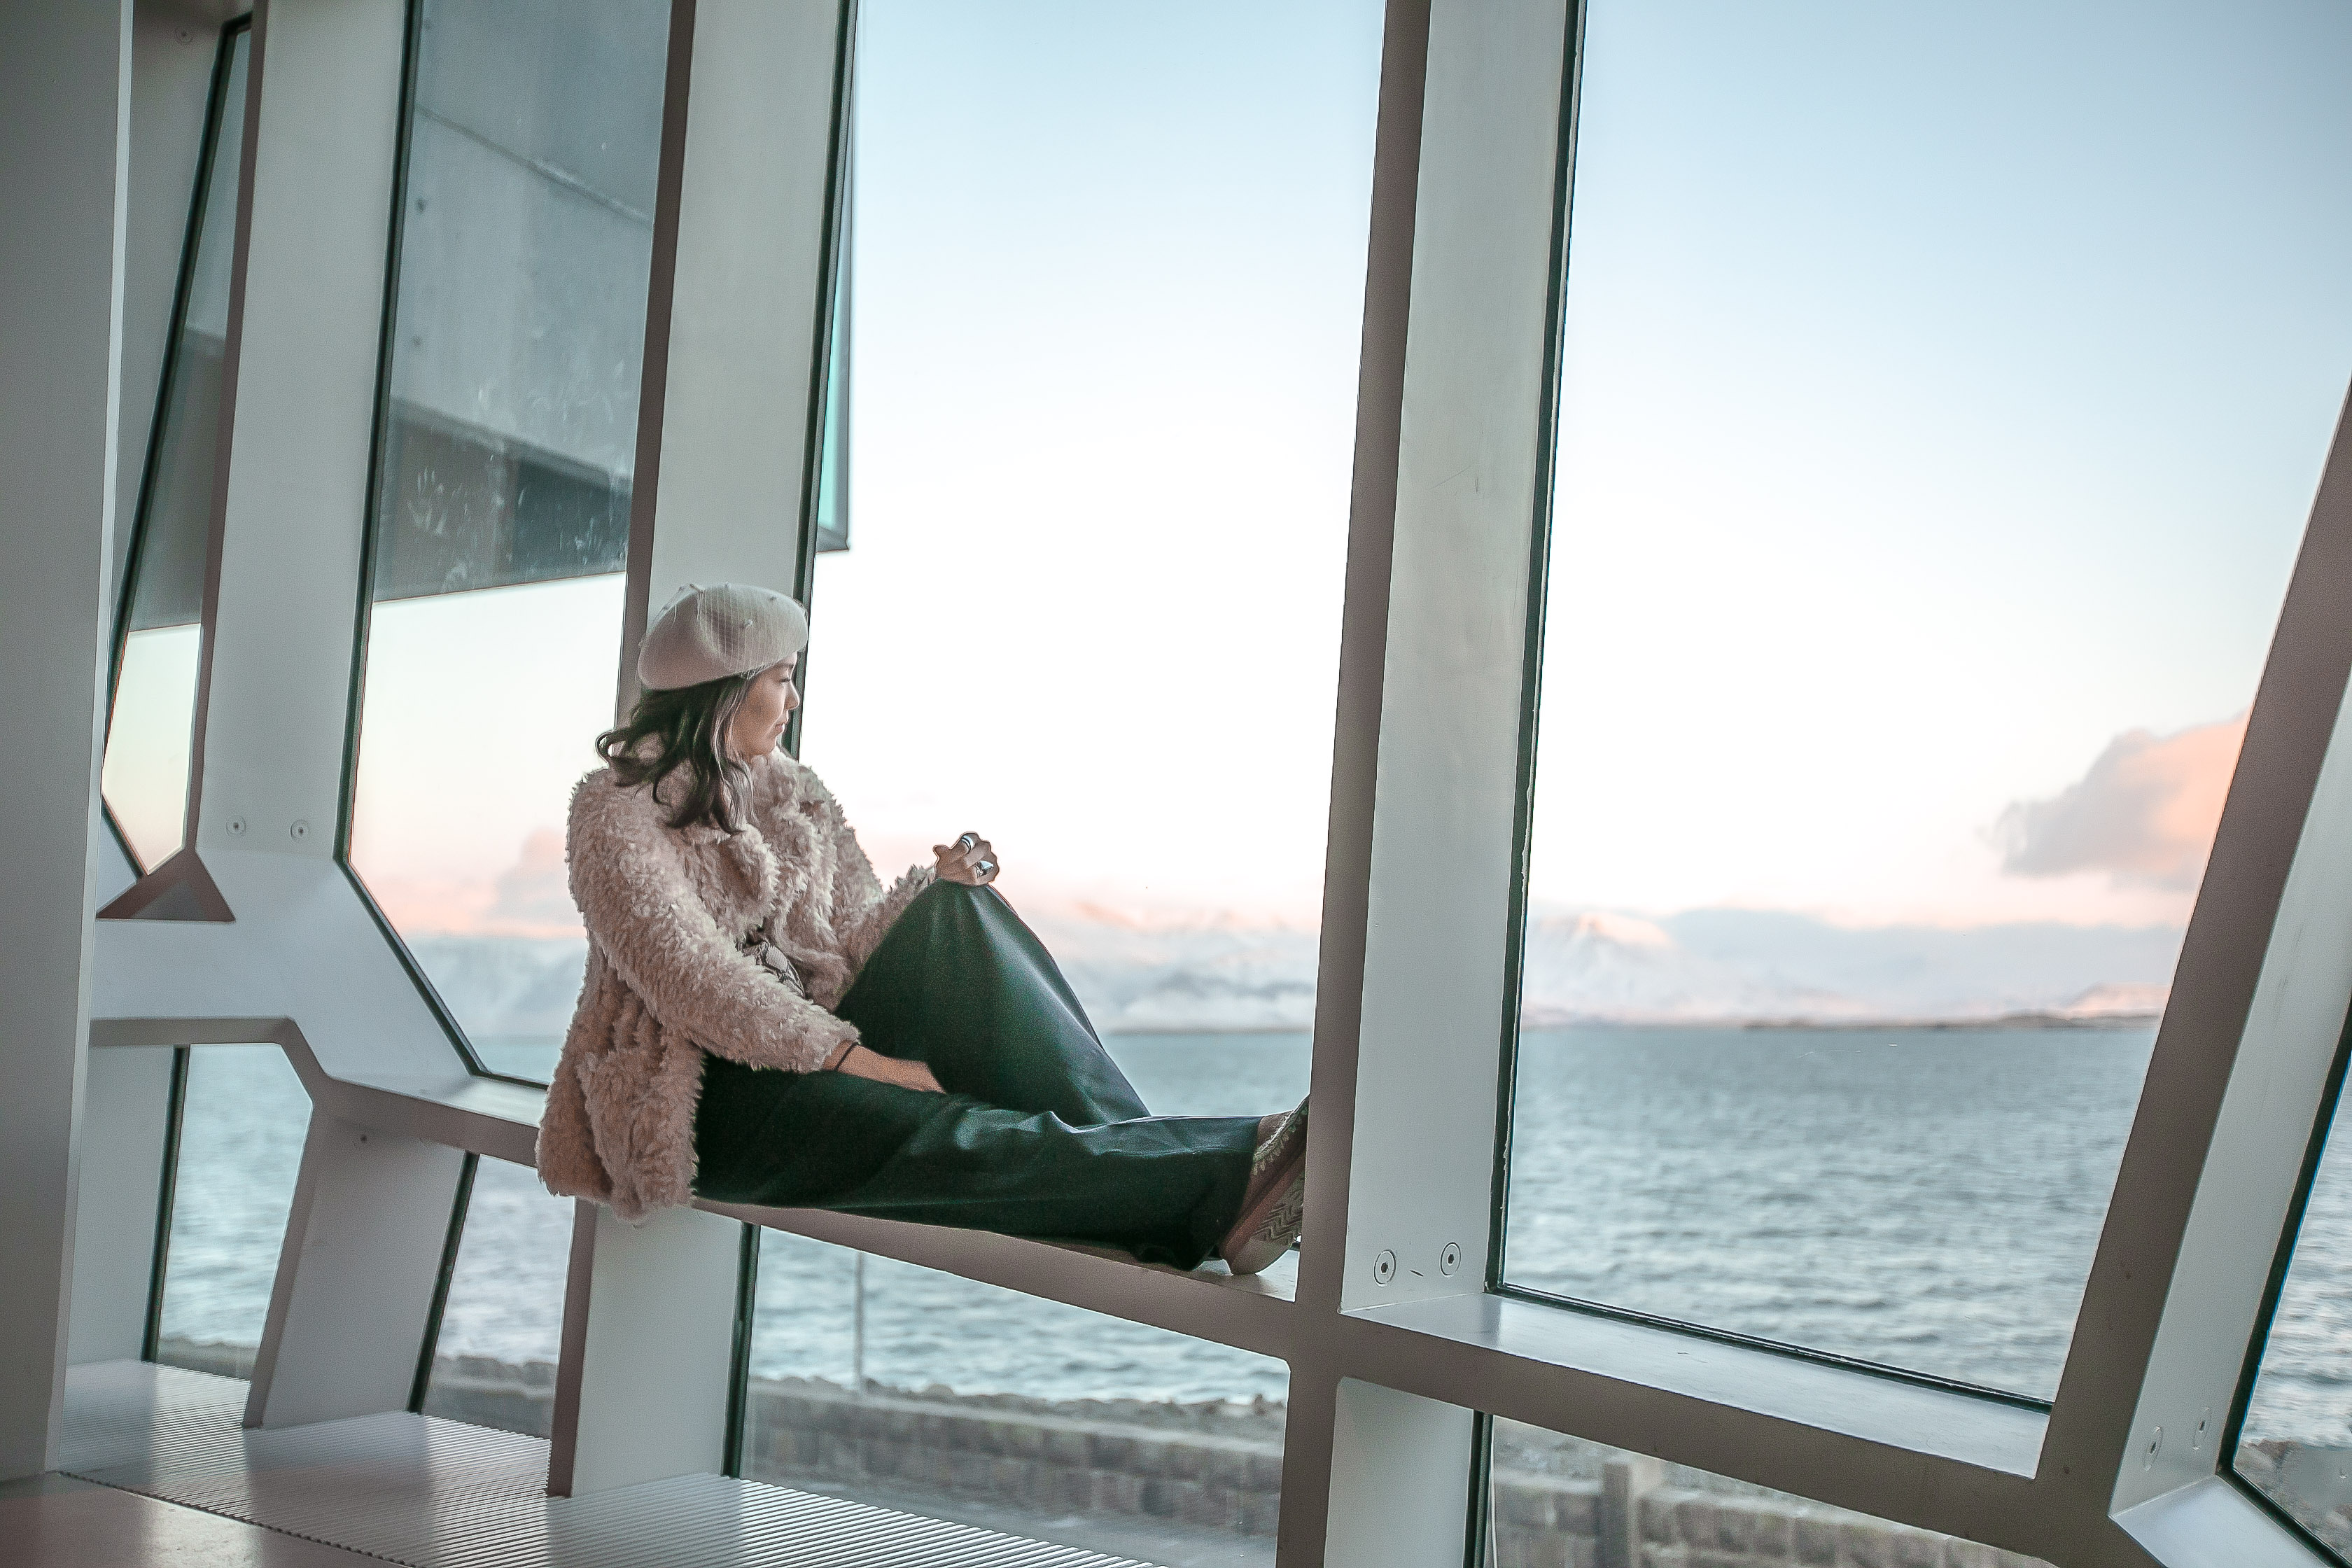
[932,831,999,888]
[833,1044,943,1093]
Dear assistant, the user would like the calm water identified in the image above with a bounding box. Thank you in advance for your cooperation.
[1506,1026,2157,1401]
[156,1027,2352,1438]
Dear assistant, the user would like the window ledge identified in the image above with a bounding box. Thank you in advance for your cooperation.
[702,1198,1298,1362]
[1348,1289,2047,1482]
[2117,1476,2328,1568]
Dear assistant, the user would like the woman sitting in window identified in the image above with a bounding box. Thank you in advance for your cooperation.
[536,582,1308,1275]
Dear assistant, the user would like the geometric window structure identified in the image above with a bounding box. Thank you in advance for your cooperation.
[344,0,671,1082]
[100,22,251,872]
[2234,1044,2352,1563]
[45,0,2352,1561]
[1498,0,2352,1401]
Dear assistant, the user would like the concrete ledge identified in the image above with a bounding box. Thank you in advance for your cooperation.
[150,1340,2057,1565]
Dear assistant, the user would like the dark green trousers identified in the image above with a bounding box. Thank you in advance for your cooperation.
[693,881,1259,1268]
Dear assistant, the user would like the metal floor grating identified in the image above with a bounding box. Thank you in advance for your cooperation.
[61,1362,1155,1567]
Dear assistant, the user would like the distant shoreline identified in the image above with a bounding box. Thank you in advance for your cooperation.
[1731,1011,2161,1032]
[1103,1011,2164,1037]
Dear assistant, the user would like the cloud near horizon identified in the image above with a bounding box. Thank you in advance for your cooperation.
[482,828,581,937]
[1994,713,2246,891]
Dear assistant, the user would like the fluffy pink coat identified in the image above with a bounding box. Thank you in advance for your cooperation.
[536,751,934,1219]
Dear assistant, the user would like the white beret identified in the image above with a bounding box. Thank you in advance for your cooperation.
[636,582,809,691]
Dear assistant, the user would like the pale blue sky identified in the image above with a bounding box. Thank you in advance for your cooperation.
[1530,0,2352,927]
[347,0,2352,944]
[800,0,2352,934]
[801,0,1385,922]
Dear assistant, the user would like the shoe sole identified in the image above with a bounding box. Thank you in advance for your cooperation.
[1223,1168,1304,1275]
[1222,1100,1310,1275]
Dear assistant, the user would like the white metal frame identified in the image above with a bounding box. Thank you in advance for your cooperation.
[20,0,2352,1564]
[1,0,134,1480]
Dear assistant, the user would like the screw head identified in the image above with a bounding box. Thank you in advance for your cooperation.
[1373,1250,1396,1285]
[1440,1242,1462,1276]
[289,820,310,842]
[227,817,246,836]
[2143,1426,2162,1469]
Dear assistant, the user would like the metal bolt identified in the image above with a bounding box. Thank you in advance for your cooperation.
[1373,1250,1396,1285]
[289,820,310,842]
[227,817,246,836]
[1439,1242,1462,1276]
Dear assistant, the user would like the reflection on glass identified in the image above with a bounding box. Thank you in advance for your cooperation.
[2236,1071,2352,1559]
[813,182,850,555]
[102,27,249,869]
[346,0,668,1079]
[1503,0,2352,1396]
[419,1157,573,1436]
[1483,1418,2049,1568]
[739,1033,1304,1565]
[748,1231,1286,1566]
[155,1046,307,1380]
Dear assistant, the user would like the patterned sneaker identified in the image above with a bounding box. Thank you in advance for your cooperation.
[1222,1097,1308,1275]
[1251,1096,1309,1177]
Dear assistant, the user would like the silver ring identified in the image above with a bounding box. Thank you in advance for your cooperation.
[975,859,995,879]
[957,832,979,852]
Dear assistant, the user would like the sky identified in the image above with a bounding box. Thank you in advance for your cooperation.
[795,0,1386,925]
[325,0,2352,1005]
[1524,0,2352,932]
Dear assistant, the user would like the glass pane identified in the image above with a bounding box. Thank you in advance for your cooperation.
[748,1230,1286,1567]
[2235,1063,2352,1559]
[1483,1418,2050,1568]
[1504,0,2352,1397]
[799,0,1379,1036]
[102,27,249,869]
[419,1157,572,1436]
[154,1045,308,1379]
[813,188,850,555]
[739,1032,1303,1567]
[346,0,668,1083]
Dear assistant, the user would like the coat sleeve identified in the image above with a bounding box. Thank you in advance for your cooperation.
[827,804,935,976]
[569,780,858,1074]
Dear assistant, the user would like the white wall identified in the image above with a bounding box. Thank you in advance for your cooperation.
[0,0,132,1481]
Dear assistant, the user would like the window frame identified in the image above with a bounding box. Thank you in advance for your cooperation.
[78,1,2352,1564]
[2218,997,2352,1560]
[101,15,253,880]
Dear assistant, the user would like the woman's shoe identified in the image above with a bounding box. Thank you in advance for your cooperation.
[1222,1096,1308,1275]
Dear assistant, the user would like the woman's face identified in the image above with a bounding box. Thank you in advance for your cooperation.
[724,657,800,761]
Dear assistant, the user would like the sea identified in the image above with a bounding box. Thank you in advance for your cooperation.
[156,1025,2352,1444]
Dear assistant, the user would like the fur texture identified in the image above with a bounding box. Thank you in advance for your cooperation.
[538,751,934,1219]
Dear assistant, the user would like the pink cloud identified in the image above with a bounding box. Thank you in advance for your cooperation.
[481,827,582,937]
[1994,713,2246,890]
[358,827,581,938]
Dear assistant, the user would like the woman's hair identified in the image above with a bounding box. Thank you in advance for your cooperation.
[595,671,757,832]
